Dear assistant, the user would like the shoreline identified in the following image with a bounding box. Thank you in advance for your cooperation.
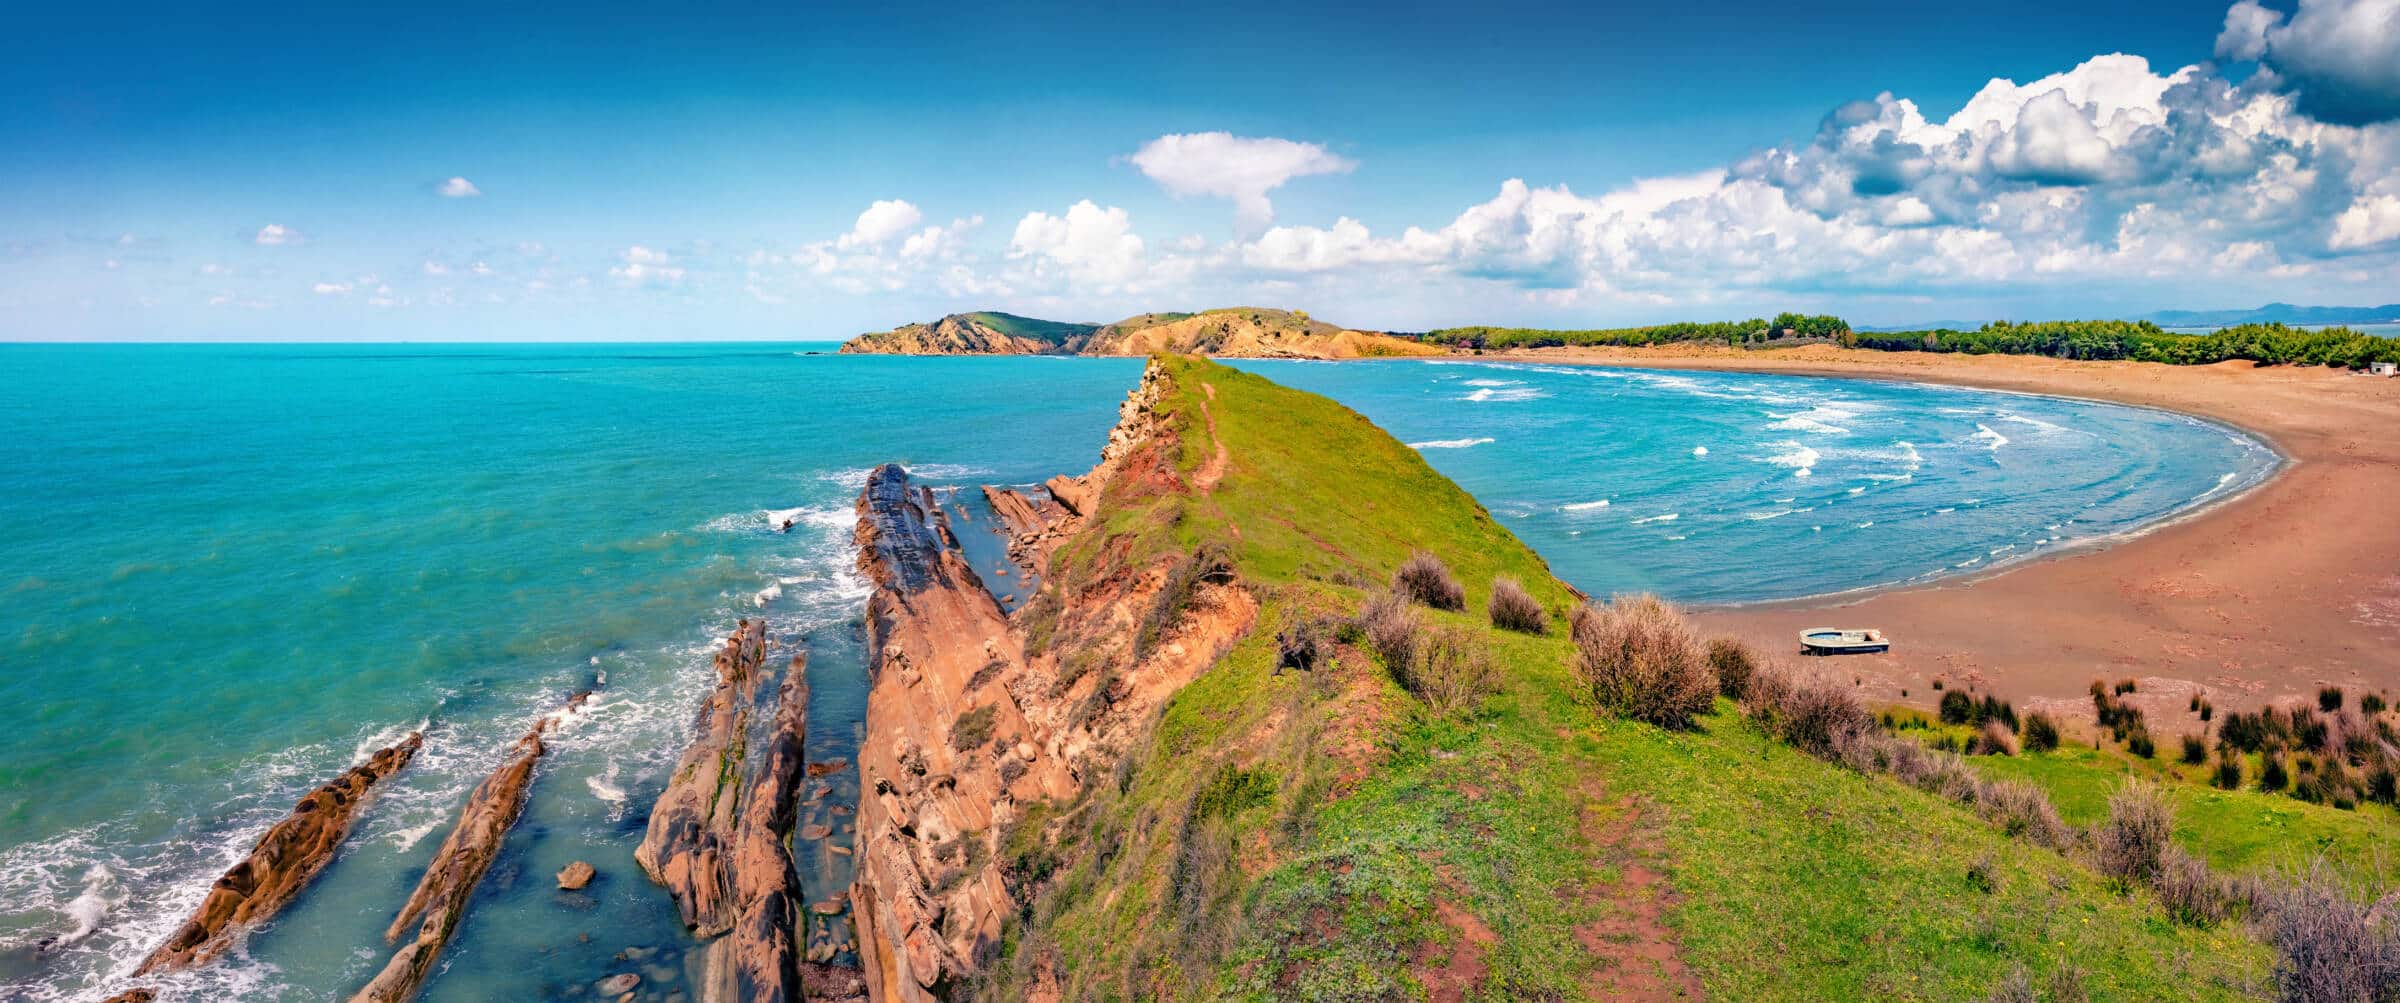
[1463,344,2400,720]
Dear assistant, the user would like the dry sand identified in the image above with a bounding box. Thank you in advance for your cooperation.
[1487,344,2400,722]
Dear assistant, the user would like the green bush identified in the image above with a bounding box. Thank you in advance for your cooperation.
[2020,711,2061,752]
[952,702,999,752]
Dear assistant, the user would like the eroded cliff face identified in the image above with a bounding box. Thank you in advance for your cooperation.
[847,359,1256,1000]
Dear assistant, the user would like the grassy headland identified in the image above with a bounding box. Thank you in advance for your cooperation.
[979,356,2386,1001]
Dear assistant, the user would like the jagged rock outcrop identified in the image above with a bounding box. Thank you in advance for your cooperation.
[846,359,1259,1000]
[729,653,810,1003]
[838,307,1439,359]
[137,733,423,974]
[352,696,581,1003]
[637,619,770,936]
[839,313,1096,356]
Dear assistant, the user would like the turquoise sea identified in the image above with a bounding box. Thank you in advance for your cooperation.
[0,344,2275,1000]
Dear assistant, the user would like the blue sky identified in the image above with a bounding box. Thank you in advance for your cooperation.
[4,0,2397,340]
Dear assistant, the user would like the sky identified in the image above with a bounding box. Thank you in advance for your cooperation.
[3,0,2398,341]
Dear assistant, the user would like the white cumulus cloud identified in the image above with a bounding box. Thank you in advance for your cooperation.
[2216,0,2400,125]
[254,223,297,246]
[837,199,926,250]
[1009,200,1148,287]
[436,176,482,198]
[1130,132,1356,232]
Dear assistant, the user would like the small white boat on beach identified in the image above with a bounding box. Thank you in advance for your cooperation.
[1800,627,1889,655]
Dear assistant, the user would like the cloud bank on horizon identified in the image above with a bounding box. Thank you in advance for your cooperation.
[7,0,2399,338]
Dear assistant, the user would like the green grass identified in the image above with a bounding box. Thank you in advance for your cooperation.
[1589,707,2268,1000]
[1967,740,2400,885]
[999,356,2283,1001]
[961,310,1099,345]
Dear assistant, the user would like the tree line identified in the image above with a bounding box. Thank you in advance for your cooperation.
[1415,315,2400,369]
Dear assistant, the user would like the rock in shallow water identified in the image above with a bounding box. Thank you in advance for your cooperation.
[595,972,640,994]
[557,860,596,890]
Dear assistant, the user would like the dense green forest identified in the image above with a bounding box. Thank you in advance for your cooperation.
[1420,315,2400,369]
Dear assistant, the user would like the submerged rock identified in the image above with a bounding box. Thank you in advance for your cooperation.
[351,695,581,1003]
[138,732,423,974]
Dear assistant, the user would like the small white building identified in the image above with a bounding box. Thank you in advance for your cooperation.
[2373,361,2398,377]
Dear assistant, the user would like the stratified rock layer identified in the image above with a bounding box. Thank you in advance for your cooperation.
[637,619,770,936]
[730,653,809,1002]
[137,733,423,974]
[846,359,1258,1000]
[352,697,579,1003]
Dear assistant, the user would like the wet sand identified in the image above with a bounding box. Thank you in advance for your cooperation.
[1487,344,2400,722]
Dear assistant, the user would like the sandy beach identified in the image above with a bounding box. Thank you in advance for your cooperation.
[1487,344,2400,721]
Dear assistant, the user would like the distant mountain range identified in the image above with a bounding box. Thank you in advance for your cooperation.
[1864,303,2400,332]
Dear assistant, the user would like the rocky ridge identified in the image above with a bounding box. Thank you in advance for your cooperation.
[845,357,1258,1000]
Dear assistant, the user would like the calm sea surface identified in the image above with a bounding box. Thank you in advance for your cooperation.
[0,344,2273,999]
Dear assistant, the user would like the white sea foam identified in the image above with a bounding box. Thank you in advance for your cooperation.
[754,583,783,607]
[1691,446,1709,457]
[1971,424,2010,450]
[816,462,992,490]
[1746,509,1794,521]
[1458,386,1545,403]
[1408,437,1494,449]
[1847,486,1866,496]
[1560,499,1611,512]
[1462,378,1521,387]
[1763,442,1819,470]
[1632,513,1680,525]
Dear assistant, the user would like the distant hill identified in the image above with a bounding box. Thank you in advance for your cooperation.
[2137,303,2400,328]
[838,311,1101,355]
[841,306,1440,359]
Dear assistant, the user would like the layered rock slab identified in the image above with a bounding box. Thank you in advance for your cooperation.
[137,732,423,974]
[351,696,580,1003]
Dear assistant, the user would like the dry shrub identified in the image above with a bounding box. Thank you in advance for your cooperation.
[1393,550,1464,611]
[2155,846,2228,927]
[1397,625,1501,714]
[1357,590,1421,673]
[1570,594,1716,730]
[1745,663,1873,756]
[1985,967,2037,1003]
[1487,575,1547,634]
[1972,719,2020,756]
[1977,778,2071,850]
[2253,860,2400,1003]
[1706,637,1758,700]
[2094,781,2174,887]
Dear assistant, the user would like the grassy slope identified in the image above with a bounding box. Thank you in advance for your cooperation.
[1010,356,2272,1001]
[964,311,1101,346]
[1964,738,2400,885]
